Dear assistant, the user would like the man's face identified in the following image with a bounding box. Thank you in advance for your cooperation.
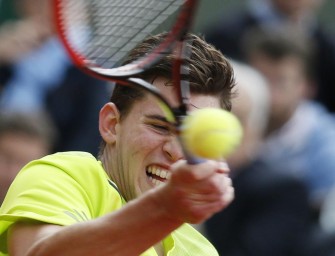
[271,0,322,18]
[250,53,307,125]
[0,133,49,203]
[107,77,221,201]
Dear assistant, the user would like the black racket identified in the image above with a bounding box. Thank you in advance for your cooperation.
[54,0,200,162]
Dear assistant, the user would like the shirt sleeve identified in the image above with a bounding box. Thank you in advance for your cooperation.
[0,152,119,248]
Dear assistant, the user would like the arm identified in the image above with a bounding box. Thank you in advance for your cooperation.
[9,160,233,256]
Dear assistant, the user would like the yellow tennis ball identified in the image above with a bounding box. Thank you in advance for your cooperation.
[181,108,243,159]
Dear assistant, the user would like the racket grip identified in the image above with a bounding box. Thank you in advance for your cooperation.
[185,153,205,165]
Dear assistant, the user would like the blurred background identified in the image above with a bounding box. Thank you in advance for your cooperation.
[195,0,335,33]
[1,1,335,255]
[0,0,334,32]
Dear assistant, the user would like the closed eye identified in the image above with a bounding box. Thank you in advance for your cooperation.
[145,114,175,135]
[149,122,172,135]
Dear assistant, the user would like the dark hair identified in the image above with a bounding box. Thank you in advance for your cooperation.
[243,26,315,79]
[99,32,236,155]
[111,32,235,119]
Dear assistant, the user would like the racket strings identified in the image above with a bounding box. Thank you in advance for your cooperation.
[59,0,184,69]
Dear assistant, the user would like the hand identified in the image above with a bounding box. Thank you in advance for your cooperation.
[157,160,234,224]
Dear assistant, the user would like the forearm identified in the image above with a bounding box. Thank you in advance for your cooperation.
[22,189,182,256]
[10,160,233,256]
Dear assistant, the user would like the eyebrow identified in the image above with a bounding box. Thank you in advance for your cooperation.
[145,114,178,133]
[151,77,202,109]
[145,114,170,123]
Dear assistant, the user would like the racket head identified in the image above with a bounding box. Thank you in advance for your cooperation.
[54,0,198,79]
[54,0,200,162]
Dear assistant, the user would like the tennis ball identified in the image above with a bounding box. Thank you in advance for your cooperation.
[181,108,243,159]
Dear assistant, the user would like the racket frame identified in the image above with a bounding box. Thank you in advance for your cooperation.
[54,0,201,161]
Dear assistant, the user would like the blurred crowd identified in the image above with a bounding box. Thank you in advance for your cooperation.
[202,0,335,255]
[1,0,335,255]
[0,0,111,203]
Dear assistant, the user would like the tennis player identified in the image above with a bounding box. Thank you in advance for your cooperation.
[0,33,235,256]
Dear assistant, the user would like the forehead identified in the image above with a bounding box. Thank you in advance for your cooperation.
[151,76,221,110]
[252,54,303,75]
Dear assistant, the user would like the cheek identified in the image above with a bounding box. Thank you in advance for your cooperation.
[123,126,165,157]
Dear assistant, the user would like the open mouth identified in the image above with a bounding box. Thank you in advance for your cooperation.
[146,165,171,187]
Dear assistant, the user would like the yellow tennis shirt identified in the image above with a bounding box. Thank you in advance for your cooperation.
[0,151,218,256]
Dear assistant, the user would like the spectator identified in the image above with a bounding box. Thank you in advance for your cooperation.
[245,26,335,216]
[0,111,56,203]
[226,61,270,171]
[0,0,110,156]
[205,61,311,256]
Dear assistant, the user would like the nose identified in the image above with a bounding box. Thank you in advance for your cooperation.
[162,135,184,162]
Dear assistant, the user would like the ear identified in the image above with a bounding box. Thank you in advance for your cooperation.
[99,103,121,144]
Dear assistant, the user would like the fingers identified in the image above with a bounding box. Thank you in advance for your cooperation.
[171,159,230,183]
[187,185,235,223]
[217,161,230,174]
[159,159,234,224]
[183,172,232,200]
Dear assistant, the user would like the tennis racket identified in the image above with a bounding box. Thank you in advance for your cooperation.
[54,0,200,162]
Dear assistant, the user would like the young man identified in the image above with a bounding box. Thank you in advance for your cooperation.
[0,33,236,255]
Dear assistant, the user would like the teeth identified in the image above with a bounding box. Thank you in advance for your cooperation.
[147,166,171,180]
[160,170,166,178]
[148,176,165,187]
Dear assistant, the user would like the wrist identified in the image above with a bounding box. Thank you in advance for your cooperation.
[147,186,184,227]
